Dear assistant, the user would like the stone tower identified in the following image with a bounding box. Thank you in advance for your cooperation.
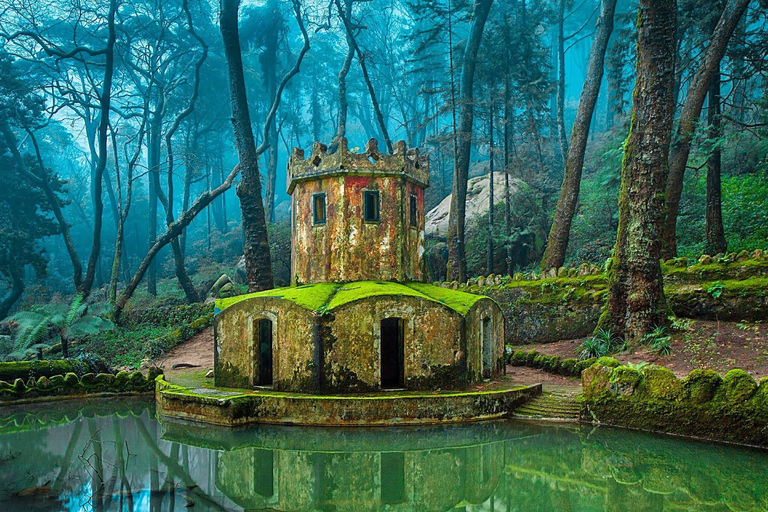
[287,138,429,285]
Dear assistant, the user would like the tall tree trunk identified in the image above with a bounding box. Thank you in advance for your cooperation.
[661,0,750,258]
[602,0,676,342]
[333,0,354,150]
[147,115,161,296]
[556,0,568,166]
[2,123,83,290]
[311,79,321,142]
[503,17,514,277]
[541,0,618,270]
[220,0,274,292]
[0,267,23,321]
[263,0,280,223]
[705,68,727,255]
[334,0,394,153]
[446,0,494,282]
[487,107,494,275]
[80,0,116,298]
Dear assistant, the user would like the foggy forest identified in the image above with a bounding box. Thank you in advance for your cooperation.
[0,0,767,361]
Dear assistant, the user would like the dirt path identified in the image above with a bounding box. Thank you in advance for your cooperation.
[156,326,214,376]
[506,365,581,395]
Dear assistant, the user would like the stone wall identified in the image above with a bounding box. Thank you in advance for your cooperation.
[214,298,316,390]
[581,358,768,446]
[440,252,768,344]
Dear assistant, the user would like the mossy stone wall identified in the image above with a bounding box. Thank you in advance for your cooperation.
[0,368,159,403]
[581,361,768,446]
[325,296,466,392]
[214,297,316,390]
[474,256,768,344]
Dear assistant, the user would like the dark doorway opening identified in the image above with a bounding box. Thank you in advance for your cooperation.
[482,317,492,379]
[257,318,273,386]
[381,318,404,388]
[381,452,406,504]
[253,449,274,497]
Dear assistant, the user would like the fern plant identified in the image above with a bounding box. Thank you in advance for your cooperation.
[5,295,114,360]
[641,325,673,356]
[579,329,623,360]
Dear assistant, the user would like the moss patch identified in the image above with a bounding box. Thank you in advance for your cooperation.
[216,282,340,313]
[216,281,490,317]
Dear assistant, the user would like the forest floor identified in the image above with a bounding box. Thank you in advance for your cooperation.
[517,319,768,380]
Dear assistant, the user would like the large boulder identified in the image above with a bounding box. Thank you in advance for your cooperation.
[209,274,234,298]
[234,256,247,284]
[425,172,525,238]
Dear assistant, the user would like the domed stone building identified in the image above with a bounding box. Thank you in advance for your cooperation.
[214,139,505,394]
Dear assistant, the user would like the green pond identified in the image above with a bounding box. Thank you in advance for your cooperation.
[0,398,766,511]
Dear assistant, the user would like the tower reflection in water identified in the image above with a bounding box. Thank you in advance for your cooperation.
[212,436,502,510]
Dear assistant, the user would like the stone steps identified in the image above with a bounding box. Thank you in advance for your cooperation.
[513,392,580,421]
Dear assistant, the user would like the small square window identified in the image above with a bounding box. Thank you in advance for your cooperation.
[409,195,418,227]
[313,193,326,224]
[364,190,380,222]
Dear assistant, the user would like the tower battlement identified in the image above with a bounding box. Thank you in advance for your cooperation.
[287,138,429,194]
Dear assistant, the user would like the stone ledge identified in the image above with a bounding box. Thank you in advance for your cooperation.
[155,377,541,427]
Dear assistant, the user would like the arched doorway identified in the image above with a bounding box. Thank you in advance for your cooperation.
[381,318,404,388]
[256,318,273,386]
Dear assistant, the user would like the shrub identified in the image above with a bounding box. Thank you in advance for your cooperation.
[579,329,622,360]
[510,351,528,366]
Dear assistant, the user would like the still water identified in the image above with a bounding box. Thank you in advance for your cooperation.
[0,398,766,511]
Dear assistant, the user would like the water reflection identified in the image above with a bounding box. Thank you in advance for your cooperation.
[0,398,766,511]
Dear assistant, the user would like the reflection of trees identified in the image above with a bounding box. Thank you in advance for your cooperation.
[3,405,768,511]
[132,416,229,511]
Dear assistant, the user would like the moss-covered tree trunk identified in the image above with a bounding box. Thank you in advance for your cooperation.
[602,0,676,342]
[541,0,617,270]
[220,0,274,292]
[661,0,750,258]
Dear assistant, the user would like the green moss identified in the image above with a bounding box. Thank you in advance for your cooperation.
[573,358,598,374]
[114,371,130,387]
[718,369,757,403]
[216,281,490,317]
[609,367,642,396]
[509,350,528,366]
[96,373,115,387]
[595,357,621,368]
[682,369,722,404]
[64,373,79,387]
[559,358,578,376]
[216,283,341,312]
[405,282,487,315]
[638,366,681,400]
[0,360,76,382]
[214,362,250,389]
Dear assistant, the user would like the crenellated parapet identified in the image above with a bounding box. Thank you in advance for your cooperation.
[287,138,429,194]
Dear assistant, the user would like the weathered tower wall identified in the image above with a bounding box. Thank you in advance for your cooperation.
[287,139,428,284]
